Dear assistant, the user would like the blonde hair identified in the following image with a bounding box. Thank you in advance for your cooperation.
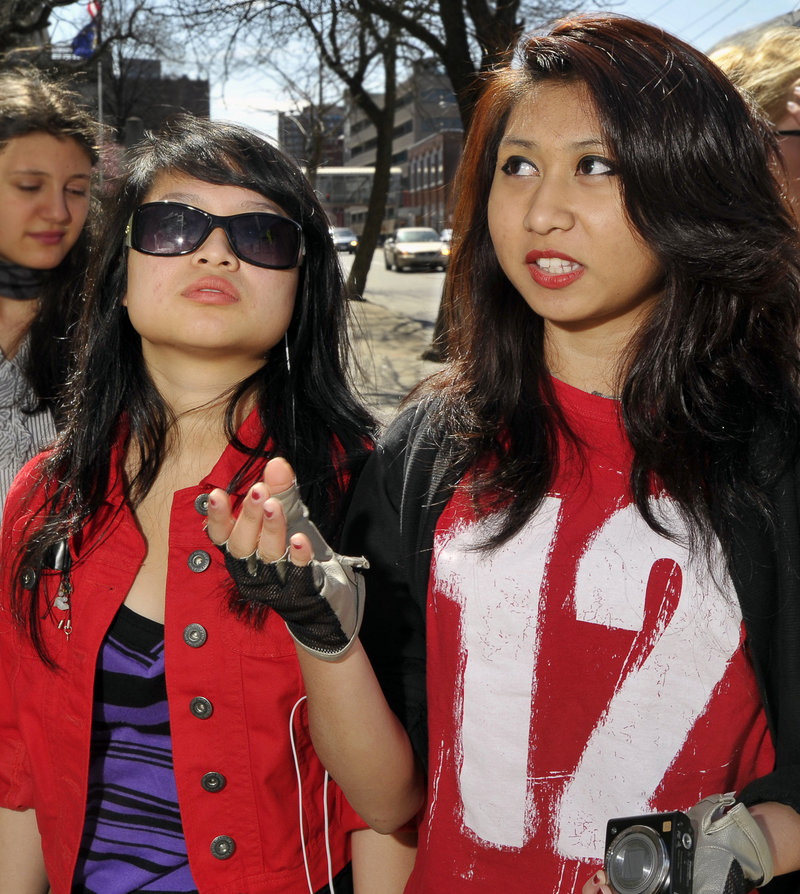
[711,27,800,125]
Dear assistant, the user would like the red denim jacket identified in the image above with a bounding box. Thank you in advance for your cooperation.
[0,409,362,893]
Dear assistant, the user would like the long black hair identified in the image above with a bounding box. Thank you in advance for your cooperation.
[0,67,99,421]
[420,13,800,552]
[11,114,375,659]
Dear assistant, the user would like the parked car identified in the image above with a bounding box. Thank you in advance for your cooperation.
[383,227,450,271]
[331,226,359,253]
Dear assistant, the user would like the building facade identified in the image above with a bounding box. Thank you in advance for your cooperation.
[339,58,463,234]
[313,166,403,229]
[344,58,461,170]
[48,45,210,148]
[83,58,209,147]
[403,128,463,231]
[278,105,345,168]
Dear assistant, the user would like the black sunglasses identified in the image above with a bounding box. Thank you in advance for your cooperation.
[125,201,305,270]
[777,130,800,138]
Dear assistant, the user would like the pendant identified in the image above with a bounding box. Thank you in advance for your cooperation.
[45,539,73,638]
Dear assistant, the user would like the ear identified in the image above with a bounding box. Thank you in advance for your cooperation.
[122,292,128,307]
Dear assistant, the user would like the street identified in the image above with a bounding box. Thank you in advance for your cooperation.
[340,247,445,323]
[338,249,447,424]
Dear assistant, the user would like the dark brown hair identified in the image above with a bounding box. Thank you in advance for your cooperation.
[422,13,800,551]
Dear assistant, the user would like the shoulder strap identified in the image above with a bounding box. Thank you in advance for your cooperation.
[398,400,463,605]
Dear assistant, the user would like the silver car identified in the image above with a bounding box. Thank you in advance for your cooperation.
[383,227,450,271]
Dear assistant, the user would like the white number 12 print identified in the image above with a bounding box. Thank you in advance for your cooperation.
[432,495,742,857]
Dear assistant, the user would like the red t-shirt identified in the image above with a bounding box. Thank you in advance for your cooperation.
[407,377,774,893]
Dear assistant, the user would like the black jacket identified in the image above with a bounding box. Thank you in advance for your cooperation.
[343,401,800,893]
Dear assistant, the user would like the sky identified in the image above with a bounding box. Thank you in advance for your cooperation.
[50,0,799,139]
[210,0,800,138]
[605,0,796,50]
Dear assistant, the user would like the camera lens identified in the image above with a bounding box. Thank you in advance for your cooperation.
[606,825,669,894]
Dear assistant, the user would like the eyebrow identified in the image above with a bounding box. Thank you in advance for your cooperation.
[499,136,605,151]
[11,168,92,179]
[157,191,280,213]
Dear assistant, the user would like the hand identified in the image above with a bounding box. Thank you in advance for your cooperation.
[688,794,774,894]
[581,869,614,894]
[206,457,369,660]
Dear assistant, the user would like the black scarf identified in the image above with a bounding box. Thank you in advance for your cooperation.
[0,260,45,300]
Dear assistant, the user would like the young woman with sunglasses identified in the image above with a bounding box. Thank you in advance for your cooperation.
[0,114,399,893]
[0,67,96,521]
[205,14,800,894]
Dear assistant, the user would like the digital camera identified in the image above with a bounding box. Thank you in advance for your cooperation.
[604,811,694,894]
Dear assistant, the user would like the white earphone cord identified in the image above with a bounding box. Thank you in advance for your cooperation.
[290,695,336,894]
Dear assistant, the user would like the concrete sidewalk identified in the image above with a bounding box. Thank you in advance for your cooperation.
[348,298,443,426]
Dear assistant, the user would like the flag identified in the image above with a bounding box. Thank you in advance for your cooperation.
[71,20,98,59]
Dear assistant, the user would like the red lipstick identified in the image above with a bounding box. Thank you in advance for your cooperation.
[525,250,585,290]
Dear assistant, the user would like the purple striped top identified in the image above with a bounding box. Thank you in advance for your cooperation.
[72,604,198,892]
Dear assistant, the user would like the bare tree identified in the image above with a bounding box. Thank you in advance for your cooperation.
[353,0,579,355]
[346,0,579,351]
[0,0,75,56]
[89,0,185,139]
[2,0,196,143]
[277,97,342,188]
[284,0,401,299]
[357,0,577,129]
[224,54,348,186]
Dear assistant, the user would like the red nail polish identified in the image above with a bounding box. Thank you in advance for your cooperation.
[251,487,262,501]
[264,505,274,519]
